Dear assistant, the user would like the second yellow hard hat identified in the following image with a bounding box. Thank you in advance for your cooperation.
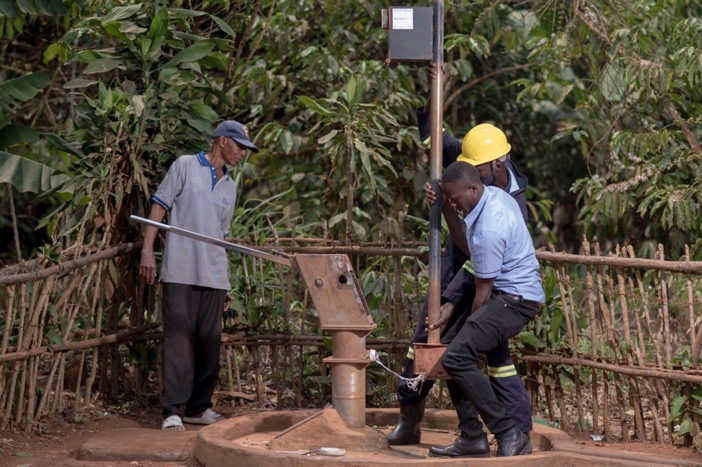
[457,123,511,166]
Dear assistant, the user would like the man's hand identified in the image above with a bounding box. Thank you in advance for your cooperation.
[426,302,455,332]
[424,181,437,205]
[424,180,448,206]
[224,293,234,312]
[140,249,158,285]
[423,63,450,112]
[139,203,167,286]
[428,62,449,86]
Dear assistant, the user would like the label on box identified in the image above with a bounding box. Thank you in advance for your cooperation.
[392,8,413,30]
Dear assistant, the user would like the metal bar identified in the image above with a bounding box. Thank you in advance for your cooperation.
[130,215,292,267]
[427,0,444,344]
[245,244,427,257]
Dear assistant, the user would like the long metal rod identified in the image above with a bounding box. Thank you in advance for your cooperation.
[427,0,444,344]
[130,215,292,267]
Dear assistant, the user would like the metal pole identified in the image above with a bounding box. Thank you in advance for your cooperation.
[427,0,444,344]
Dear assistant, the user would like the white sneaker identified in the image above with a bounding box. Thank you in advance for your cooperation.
[183,408,223,425]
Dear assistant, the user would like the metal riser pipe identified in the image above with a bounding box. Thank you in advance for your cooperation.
[323,329,370,428]
[331,362,367,428]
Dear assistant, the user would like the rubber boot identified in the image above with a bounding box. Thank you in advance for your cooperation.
[386,400,425,445]
[496,426,532,456]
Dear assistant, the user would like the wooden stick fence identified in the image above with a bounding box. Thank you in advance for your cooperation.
[1,238,701,447]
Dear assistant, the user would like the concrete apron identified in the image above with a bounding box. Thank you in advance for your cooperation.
[194,409,702,467]
[77,409,702,466]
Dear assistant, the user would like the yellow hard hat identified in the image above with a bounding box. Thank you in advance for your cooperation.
[457,123,511,166]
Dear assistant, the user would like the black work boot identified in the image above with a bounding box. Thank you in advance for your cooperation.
[496,426,532,456]
[386,401,425,445]
[428,432,490,458]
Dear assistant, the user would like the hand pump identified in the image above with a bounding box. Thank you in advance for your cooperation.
[131,214,386,449]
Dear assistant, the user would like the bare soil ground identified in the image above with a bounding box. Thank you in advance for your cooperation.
[565,430,702,464]
[1,401,702,467]
[0,400,250,467]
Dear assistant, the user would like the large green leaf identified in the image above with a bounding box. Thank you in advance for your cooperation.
[102,4,142,24]
[83,58,127,74]
[344,76,357,106]
[0,151,70,194]
[189,102,218,120]
[209,14,235,37]
[147,7,169,55]
[163,41,214,68]
[670,395,688,422]
[0,2,19,16]
[518,331,546,349]
[43,133,84,158]
[298,95,333,117]
[0,124,38,149]
[0,72,50,107]
[15,0,69,15]
[168,8,206,17]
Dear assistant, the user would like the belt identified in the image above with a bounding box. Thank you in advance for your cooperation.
[493,290,541,309]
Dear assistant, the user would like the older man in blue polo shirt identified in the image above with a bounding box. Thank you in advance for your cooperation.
[139,120,258,431]
[427,160,544,458]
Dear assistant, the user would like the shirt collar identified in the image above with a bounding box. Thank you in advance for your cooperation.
[464,186,490,230]
[505,167,519,194]
[197,151,228,176]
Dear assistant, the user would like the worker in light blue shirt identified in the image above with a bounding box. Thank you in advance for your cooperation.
[428,161,544,459]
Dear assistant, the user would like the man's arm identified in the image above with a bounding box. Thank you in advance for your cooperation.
[441,266,472,305]
[424,180,469,255]
[416,64,462,163]
[473,276,496,313]
[442,202,469,256]
[512,189,529,224]
[139,203,167,285]
[430,267,472,331]
[423,62,447,112]
[429,274,495,331]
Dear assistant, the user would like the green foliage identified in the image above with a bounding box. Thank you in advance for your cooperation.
[37,1,243,243]
[0,151,69,193]
[0,71,69,194]
[523,1,702,258]
[520,266,570,352]
[670,386,702,439]
[298,75,400,239]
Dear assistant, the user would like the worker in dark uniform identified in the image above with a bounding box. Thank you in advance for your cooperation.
[387,65,532,447]
[427,161,543,458]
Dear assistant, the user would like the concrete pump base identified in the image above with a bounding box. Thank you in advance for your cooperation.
[193,408,702,467]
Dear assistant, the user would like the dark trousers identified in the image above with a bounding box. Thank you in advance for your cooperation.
[396,291,533,434]
[161,282,225,419]
[441,294,539,437]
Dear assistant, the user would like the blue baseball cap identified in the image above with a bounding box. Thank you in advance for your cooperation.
[212,120,259,153]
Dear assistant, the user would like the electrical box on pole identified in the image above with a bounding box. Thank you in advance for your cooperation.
[381,6,433,61]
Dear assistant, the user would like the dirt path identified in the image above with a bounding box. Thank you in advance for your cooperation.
[0,402,211,467]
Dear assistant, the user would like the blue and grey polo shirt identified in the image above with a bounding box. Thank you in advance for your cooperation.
[153,152,236,290]
[463,186,544,303]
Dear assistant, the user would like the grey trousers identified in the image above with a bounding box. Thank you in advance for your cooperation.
[161,282,225,419]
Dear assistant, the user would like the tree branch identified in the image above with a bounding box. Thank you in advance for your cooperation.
[445,62,538,108]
